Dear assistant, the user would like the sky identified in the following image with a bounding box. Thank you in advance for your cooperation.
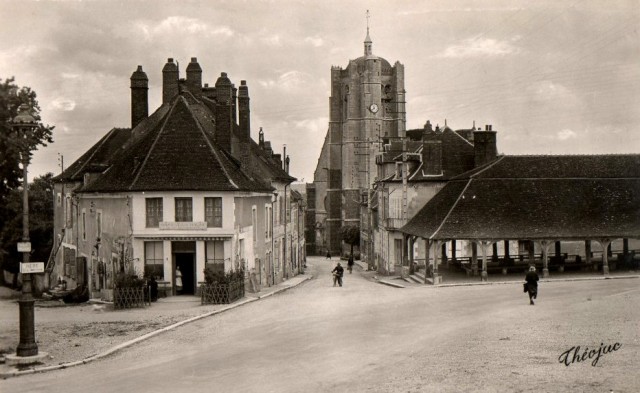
[1,0,639,184]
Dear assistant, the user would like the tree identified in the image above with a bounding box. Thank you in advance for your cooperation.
[0,77,54,286]
[0,173,54,288]
[0,77,54,201]
[340,225,360,258]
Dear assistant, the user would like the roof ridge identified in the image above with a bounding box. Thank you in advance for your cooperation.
[71,127,120,179]
[185,105,239,189]
[470,155,505,179]
[449,129,474,146]
[129,97,181,190]
[504,153,640,157]
[431,178,472,240]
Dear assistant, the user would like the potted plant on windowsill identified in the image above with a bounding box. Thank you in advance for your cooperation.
[200,268,245,305]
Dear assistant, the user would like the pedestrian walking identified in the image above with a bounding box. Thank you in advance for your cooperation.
[347,255,354,274]
[326,250,331,259]
[332,262,344,287]
[524,266,539,305]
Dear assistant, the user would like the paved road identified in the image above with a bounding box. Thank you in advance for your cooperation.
[2,256,639,392]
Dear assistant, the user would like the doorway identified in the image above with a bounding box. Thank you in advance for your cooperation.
[172,241,196,295]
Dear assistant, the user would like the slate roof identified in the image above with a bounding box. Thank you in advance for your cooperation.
[400,155,640,240]
[61,93,280,193]
[380,127,476,183]
[57,128,131,182]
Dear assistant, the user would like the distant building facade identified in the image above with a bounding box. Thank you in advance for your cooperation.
[50,58,301,299]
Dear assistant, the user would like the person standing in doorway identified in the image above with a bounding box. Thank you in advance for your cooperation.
[347,255,354,274]
[332,262,344,287]
[524,266,539,305]
[175,266,183,294]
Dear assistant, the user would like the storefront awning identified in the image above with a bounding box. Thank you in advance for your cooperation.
[135,235,232,241]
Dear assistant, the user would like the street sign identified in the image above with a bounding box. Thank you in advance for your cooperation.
[20,262,44,274]
[17,242,31,252]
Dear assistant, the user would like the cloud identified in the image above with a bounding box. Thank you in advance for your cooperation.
[50,98,76,112]
[437,37,519,58]
[258,70,313,91]
[133,17,234,41]
[398,8,522,16]
[557,129,577,140]
[304,36,324,47]
[527,81,579,106]
[261,34,282,46]
[294,117,328,134]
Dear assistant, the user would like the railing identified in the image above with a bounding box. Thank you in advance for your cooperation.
[201,280,245,305]
[114,286,147,309]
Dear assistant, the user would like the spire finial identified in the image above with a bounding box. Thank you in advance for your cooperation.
[364,9,373,55]
[366,9,370,35]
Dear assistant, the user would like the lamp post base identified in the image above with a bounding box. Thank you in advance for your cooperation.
[17,298,38,357]
[4,352,49,366]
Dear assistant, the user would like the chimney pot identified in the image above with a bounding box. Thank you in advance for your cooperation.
[130,65,149,128]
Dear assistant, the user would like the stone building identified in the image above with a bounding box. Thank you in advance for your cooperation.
[308,28,406,256]
[49,58,298,299]
[366,121,498,273]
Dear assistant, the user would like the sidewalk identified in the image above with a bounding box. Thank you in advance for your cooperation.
[0,272,313,379]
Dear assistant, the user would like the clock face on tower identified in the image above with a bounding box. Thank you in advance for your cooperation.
[369,103,379,114]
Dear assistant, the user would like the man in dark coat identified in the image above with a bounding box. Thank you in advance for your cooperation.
[332,263,344,287]
[525,266,540,305]
[347,255,354,274]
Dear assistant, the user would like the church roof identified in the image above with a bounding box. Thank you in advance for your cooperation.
[400,154,640,240]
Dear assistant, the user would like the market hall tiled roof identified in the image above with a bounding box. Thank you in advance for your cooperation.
[400,155,640,241]
[77,95,274,193]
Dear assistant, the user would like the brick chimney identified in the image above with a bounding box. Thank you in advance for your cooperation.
[162,58,179,104]
[238,80,250,142]
[232,85,238,124]
[474,125,498,167]
[185,57,202,99]
[130,65,148,129]
[422,136,442,176]
[215,72,233,151]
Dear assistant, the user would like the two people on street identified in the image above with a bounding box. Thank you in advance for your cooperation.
[332,262,344,287]
[524,266,539,305]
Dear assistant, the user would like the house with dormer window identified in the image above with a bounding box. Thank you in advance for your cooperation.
[51,58,298,300]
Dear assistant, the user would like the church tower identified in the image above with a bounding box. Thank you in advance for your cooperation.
[310,14,406,255]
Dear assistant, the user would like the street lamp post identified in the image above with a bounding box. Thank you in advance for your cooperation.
[11,104,39,357]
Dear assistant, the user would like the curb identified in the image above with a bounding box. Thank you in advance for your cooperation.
[375,278,406,288]
[0,275,313,379]
[418,274,640,288]
[370,274,639,289]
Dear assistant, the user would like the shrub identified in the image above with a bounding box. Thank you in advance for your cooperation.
[114,265,145,288]
[204,267,244,285]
